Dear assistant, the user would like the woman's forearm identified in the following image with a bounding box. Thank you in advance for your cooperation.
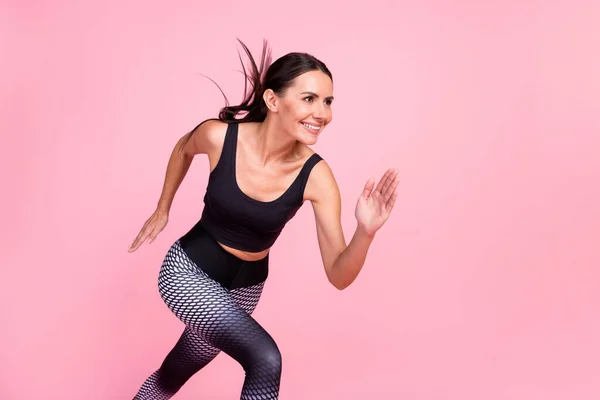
[329,225,375,290]
[156,137,194,214]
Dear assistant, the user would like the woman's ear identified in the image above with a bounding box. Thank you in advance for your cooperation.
[263,89,278,112]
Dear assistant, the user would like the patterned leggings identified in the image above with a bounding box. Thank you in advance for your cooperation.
[133,241,281,399]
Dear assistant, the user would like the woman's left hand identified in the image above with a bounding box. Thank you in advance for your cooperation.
[355,168,400,236]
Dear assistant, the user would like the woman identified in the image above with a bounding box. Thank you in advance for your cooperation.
[129,40,399,399]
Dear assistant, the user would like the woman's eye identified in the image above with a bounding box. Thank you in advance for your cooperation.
[304,96,313,102]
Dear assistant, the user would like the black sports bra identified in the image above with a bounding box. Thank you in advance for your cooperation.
[182,122,323,253]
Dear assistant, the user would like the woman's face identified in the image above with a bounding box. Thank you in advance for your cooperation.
[267,70,334,145]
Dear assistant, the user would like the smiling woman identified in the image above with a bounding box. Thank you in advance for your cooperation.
[128,38,399,400]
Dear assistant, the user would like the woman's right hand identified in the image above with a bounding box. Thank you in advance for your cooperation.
[128,209,169,252]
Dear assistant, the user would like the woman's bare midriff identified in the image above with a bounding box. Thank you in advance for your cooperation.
[217,241,270,262]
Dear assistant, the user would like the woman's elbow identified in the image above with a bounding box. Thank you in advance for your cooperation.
[328,274,351,291]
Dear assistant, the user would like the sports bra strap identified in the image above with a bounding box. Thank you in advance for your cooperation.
[222,122,239,172]
[292,153,323,203]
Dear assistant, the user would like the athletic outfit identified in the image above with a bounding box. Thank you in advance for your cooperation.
[134,122,323,399]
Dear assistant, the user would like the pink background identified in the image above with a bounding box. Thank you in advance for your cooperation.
[2,0,599,399]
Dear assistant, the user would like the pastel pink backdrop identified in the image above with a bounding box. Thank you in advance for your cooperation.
[1,0,599,399]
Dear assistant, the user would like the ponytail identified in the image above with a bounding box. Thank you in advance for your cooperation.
[217,39,273,123]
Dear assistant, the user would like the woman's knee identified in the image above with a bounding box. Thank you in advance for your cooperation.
[263,343,283,373]
[246,337,282,375]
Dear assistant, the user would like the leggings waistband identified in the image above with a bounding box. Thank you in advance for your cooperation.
[177,223,269,290]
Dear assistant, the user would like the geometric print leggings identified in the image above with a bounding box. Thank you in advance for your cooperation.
[133,241,281,399]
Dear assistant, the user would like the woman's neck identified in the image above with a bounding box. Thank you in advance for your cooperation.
[252,117,300,166]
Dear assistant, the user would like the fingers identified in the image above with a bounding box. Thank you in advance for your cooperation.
[129,221,152,252]
[374,168,395,194]
[374,168,399,198]
[129,233,143,252]
[362,177,375,199]
[386,190,398,212]
[129,230,149,252]
[378,168,399,196]
[382,169,400,199]
[128,212,168,252]
[147,227,161,244]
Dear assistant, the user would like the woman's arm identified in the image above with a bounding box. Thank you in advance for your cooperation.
[307,161,399,290]
[156,119,221,213]
[128,120,221,252]
[155,135,195,214]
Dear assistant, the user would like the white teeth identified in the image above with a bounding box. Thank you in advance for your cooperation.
[302,122,320,130]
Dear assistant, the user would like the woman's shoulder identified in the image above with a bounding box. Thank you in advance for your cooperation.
[198,118,229,142]
[302,148,337,202]
[187,118,229,153]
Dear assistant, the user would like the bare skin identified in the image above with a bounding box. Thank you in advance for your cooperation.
[129,70,399,290]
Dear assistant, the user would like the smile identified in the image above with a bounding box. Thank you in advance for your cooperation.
[301,122,322,134]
